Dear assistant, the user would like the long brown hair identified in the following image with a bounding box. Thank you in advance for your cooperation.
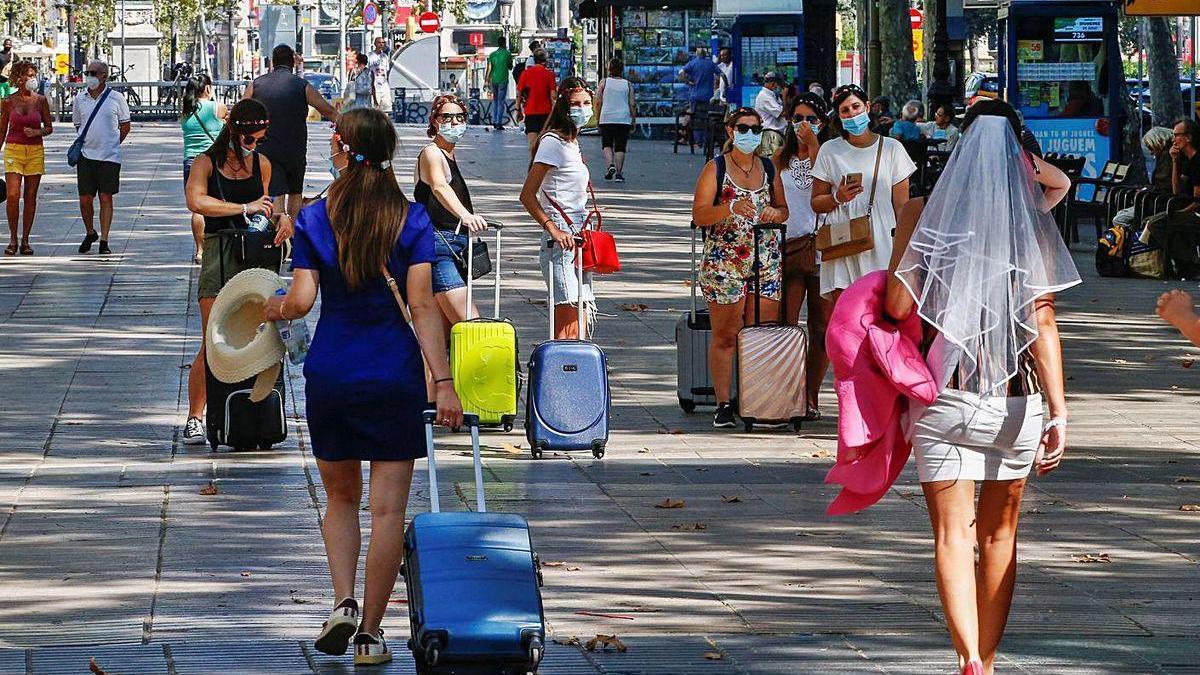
[206,98,269,171]
[326,108,408,290]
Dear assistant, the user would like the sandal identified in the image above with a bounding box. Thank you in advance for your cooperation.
[803,406,822,422]
[3,243,15,256]
[19,243,32,256]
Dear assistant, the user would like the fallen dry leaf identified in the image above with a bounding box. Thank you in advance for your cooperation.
[566,565,582,571]
[671,522,708,531]
[1176,476,1198,483]
[1181,504,1200,512]
[577,610,635,620]
[553,635,581,647]
[499,442,523,454]
[585,634,629,652]
[721,495,742,504]
[240,571,252,577]
[638,447,651,454]
[810,449,832,458]
[656,428,686,435]
[655,498,686,509]
[1183,357,1195,369]
[704,651,724,660]
[620,303,650,312]
[1072,553,1112,564]
[199,482,219,496]
[1114,358,1129,365]
[640,472,655,476]
[88,658,107,675]
[542,561,566,567]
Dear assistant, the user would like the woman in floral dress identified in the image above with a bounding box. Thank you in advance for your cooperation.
[690,107,789,429]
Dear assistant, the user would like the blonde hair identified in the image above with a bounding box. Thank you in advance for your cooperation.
[1143,126,1174,155]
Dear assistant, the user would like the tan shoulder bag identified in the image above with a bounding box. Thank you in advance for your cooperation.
[816,136,885,261]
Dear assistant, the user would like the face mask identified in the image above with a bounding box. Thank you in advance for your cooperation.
[808,123,821,136]
[328,157,340,179]
[733,130,762,153]
[24,78,37,92]
[439,123,466,143]
[85,76,101,90]
[238,138,256,157]
[841,111,871,136]
[569,105,593,127]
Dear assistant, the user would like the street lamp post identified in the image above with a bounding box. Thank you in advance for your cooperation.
[926,0,955,114]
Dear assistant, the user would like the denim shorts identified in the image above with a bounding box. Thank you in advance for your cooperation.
[431,228,468,294]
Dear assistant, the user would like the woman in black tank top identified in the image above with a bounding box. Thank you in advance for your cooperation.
[414,95,489,325]
[181,99,294,447]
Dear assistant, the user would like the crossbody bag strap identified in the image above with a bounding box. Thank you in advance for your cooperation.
[192,108,217,143]
[865,136,885,219]
[585,181,602,231]
[541,189,574,227]
[381,207,414,324]
[78,88,112,143]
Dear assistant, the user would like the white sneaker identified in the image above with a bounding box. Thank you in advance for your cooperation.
[315,597,359,656]
[182,417,206,445]
[354,629,391,665]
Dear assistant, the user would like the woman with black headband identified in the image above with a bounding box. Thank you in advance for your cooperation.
[266,108,462,666]
[774,92,834,420]
[181,98,287,446]
[811,84,915,302]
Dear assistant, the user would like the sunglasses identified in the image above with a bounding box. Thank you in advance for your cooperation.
[733,123,763,134]
[792,115,821,124]
[84,70,103,77]
[241,134,264,147]
[438,112,467,124]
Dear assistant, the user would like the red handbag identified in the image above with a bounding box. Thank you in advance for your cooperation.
[542,182,621,274]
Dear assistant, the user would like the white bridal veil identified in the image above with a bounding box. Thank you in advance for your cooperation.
[895,115,1081,396]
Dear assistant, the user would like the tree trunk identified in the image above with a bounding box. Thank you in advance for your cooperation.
[923,0,938,96]
[879,0,918,107]
[1117,76,1148,184]
[1147,17,1186,127]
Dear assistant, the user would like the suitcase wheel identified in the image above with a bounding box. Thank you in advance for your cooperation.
[679,397,696,413]
[792,418,803,432]
[744,420,754,433]
[591,442,605,460]
[257,442,273,451]
[209,441,218,452]
[502,415,515,433]
[532,442,547,460]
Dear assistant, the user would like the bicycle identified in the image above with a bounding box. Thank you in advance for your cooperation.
[108,64,143,109]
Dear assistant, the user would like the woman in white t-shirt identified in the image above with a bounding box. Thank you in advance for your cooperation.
[811,84,916,301]
[596,58,636,182]
[773,92,834,420]
[519,78,596,339]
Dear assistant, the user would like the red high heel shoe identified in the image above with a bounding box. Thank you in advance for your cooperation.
[961,660,984,675]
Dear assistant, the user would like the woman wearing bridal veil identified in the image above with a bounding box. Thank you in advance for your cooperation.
[883,100,1080,675]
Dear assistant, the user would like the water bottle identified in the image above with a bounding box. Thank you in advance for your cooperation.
[247,212,271,232]
[274,288,310,365]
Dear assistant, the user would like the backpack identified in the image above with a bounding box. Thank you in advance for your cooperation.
[712,154,776,206]
[512,60,527,87]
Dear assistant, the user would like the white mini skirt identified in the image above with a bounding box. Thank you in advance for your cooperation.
[908,389,1043,483]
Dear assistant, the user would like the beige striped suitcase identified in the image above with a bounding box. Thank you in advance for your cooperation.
[735,223,807,432]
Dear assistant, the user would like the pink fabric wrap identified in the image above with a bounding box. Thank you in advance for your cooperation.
[824,270,936,515]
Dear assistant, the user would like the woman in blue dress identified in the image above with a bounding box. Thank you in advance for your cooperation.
[266,108,463,666]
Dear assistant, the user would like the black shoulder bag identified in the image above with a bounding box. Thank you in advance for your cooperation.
[213,156,283,268]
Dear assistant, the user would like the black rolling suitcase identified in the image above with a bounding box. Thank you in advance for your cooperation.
[203,229,287,451]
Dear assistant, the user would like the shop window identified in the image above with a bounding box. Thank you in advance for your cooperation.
[1015,16,1107,119]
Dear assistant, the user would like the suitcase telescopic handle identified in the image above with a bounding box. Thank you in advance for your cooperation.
[545,237,587,341]
[460,220,504,321]
[422,411,484,514]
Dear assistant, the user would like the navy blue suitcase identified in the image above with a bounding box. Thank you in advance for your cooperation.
[524,240,611,459]
[403,413,546,674]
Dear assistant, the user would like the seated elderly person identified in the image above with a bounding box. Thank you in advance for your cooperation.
[1113,127,1179,228]
[889,100,924,142]
[918,103,961,151]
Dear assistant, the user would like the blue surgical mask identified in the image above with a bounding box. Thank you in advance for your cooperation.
[438,123,466,143]
[841,111,871,136]
[328,157,340,179]
[569,105,593,127]
[733,130,762,153]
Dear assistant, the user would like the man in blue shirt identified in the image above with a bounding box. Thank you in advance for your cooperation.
[679,48,727,145]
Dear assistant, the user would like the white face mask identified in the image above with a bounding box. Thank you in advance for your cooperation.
[85,75,101,90]
[24,78,38,92]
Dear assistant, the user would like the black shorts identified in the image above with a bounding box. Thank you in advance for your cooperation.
[599,124,631,153]
[76,157,121,196]
[262,150,304,196]
[524,114,549,134]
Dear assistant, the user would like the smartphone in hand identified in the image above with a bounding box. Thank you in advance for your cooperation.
[845,173,863,189]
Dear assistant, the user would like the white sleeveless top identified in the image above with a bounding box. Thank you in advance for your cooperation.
[782,155,818,240]
[599,78,633,125]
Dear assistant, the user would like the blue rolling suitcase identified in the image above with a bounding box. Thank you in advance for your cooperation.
[403,412,546,674]
[524,240,611,459]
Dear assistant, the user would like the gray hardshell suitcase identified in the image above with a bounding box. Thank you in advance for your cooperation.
[735,223,808,432]
[676,223,716,412]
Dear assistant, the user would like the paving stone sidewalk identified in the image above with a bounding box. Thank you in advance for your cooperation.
[0,123,1197,674]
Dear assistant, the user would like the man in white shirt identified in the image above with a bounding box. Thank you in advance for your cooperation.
[367,37,393,114]
[72,60,131,255]
[715,46,734,103]
[754,72,786,158]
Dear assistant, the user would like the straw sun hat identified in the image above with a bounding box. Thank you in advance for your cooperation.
[205,268,287,403]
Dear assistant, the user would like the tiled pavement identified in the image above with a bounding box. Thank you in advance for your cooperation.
[0,123,1197,674]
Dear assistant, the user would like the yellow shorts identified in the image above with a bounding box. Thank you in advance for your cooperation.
[4,143,45,176]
